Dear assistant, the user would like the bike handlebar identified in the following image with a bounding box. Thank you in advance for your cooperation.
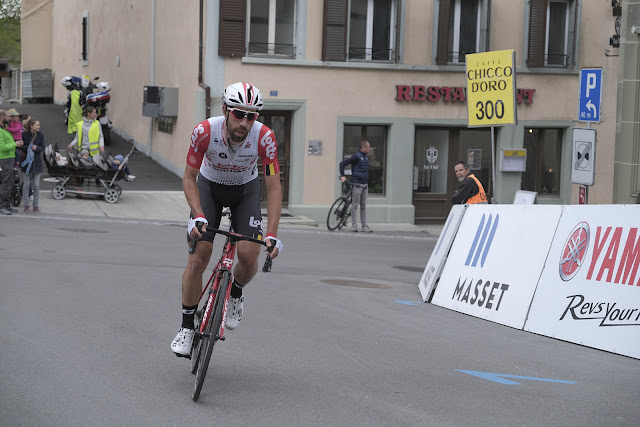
[188,220,274,273]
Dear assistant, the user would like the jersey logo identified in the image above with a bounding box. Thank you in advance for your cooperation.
[249,216,262,228]
[260,131,277,160]
[219,152,228,159]
[191,123,206,150]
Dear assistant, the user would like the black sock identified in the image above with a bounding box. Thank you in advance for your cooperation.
[230,280,244,298]
[181,304,198,329]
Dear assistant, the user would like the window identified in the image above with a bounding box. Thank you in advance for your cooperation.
[248,0,296,57]
[81,12,89,65]
[323,0,401,63]
[436,0,490,65]
[348,0,396,61]
[521,128,563,195]
[342,125,387,194]
[527,0,577,68]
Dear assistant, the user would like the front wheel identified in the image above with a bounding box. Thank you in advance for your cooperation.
[327,197,348,231]
[192,271,229,401]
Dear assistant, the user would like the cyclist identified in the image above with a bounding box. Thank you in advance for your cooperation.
[171,82,283,357]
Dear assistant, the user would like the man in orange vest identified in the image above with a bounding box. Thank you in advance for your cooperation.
[451,160,488,204]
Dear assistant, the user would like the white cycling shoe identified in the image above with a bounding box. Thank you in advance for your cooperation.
[171,327,194,357]
[225,296,243,330]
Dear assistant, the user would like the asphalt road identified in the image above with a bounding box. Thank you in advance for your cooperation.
[1,215,638,426]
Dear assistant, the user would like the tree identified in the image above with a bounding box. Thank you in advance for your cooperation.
[0,0,21,67]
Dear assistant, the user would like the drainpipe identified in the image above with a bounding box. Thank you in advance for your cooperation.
[199,0,211,118]
[147,0,156,156]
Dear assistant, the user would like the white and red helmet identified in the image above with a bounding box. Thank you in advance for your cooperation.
[222,82,263,111]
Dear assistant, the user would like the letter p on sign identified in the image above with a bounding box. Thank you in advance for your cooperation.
[586,73,597,97]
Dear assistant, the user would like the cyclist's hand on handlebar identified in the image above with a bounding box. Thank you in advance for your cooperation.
[264,235,283,259]
[188,216,208,239]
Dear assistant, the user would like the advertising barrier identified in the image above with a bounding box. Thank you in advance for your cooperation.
[418,205,467,302]
[525,205,640,359]
[431,205,562,329]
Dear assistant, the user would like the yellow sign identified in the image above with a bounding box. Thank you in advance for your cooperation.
[466,49,517,127]
[503,150,526,157]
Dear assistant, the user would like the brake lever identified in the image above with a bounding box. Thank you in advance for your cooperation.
[188,222,205,254]
[262,245,274,273]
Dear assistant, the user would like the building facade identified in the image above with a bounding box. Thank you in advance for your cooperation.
[21,0,633,224]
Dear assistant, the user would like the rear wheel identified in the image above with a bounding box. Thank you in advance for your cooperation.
[192,271,229,401]
[327,197,348,231]
[104,188,119,204]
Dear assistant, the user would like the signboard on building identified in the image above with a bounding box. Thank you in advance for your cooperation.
[465,50,517,127]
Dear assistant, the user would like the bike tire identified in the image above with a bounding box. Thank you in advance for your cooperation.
[190,308,203,374]
[327,197,348,231]
[338,201,351,230]
[192,271,230,401]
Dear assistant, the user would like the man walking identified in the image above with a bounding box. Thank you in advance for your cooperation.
[0,109,22,215]
[451,160,488,204]
[339,140,373,232]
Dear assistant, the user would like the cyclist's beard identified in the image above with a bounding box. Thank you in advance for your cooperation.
[227,121,248,143]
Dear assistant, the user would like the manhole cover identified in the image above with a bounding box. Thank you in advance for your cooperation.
[393,266,424,273]
[321,279,391,289]
[57,227,108,234]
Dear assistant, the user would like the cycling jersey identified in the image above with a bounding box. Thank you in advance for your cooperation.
[187,116,280,186]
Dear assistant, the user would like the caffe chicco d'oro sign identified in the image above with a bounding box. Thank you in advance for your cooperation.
[466,49,517,127]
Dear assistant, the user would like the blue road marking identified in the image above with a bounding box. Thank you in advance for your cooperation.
[395,301,423,306]
[457,370,576,385]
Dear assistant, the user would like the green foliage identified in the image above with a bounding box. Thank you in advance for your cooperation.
[0,0,21,66]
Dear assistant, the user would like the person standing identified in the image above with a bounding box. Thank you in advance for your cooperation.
[18,118,45,213]
[67,106,104,156]
[451,160,488,204]
[0,109,22,215]
[339,140,373,232]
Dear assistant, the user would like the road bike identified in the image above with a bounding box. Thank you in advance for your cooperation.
[188,210,273,401]
[326,181,357,231]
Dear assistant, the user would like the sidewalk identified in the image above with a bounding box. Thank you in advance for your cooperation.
[26,190,442,237]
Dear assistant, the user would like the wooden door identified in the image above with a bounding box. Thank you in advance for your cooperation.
[257,111,291,207]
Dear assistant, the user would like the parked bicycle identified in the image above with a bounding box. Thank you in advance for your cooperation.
[188,209,273,401]
[327,180,358,231]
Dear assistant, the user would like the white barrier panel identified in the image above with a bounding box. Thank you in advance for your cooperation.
[525,205,640,359]
[418,205,467,302]
[431,205,562,329]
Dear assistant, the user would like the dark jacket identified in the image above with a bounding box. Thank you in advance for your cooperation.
[339,150,369,185]
[19,130,46,174]
[452,174,481,204]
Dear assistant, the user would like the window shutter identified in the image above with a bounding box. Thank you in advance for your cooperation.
[219,0,246,57]
[394,0,402,63]
[570,0,578,68]
[322,0,347,62]
[527,0,547,68]
[435,0,451,65]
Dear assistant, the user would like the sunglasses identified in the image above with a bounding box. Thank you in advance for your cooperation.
[228,108,258,122]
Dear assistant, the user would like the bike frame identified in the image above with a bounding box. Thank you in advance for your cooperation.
[197,234,238,341]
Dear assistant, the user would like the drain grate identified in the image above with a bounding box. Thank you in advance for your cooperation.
[321,279,391,289]
[58,227,108,234]
[393,266,424,273]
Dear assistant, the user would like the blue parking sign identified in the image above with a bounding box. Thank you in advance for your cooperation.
[578,68,603,123]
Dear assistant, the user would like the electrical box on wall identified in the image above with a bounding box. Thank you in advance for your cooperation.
[143,86,179,117]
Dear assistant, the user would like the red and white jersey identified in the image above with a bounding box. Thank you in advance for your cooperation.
[187,116,280,186]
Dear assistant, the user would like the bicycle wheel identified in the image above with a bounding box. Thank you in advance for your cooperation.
[327,197,348,231]
[192,271,230,401]
[338,201,351,230]
[190,308,203,374]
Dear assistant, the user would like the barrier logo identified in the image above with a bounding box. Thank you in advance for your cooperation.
[559,222,590,281]
[465,214,499,267]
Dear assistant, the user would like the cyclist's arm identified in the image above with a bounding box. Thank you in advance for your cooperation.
[338,153,357,180]
[264,172,282,258]
[183,164,206,237]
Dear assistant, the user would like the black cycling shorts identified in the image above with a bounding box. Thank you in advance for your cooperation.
[187,174,263,244]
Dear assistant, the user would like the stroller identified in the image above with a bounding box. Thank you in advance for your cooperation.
[43,143,137,204]
[0,166,22,207]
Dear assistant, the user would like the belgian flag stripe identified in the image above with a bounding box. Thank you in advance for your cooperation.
[265,163,276,176]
